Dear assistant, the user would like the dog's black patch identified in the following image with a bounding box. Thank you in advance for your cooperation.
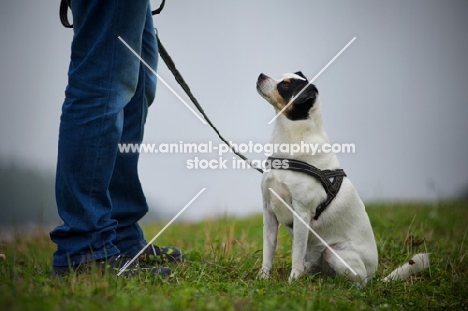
[277,75,318,121]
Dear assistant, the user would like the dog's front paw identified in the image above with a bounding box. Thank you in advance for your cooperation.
[288,269,303,283]
[258,268,270,280]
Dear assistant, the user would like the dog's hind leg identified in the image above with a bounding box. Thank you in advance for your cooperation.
[305,250,337,278]
[322,246,369,288]
[260,203,278,279]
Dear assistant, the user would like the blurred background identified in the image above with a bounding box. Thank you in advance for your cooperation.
[1,1,467,236]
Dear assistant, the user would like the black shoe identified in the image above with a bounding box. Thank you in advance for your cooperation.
[50,254,172,278]
[139,245,183,264]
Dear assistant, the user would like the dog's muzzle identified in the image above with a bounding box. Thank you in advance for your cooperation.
[256,73,275,99]
[256,73,267,92]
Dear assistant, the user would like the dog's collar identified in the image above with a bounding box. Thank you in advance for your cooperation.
[266,157,347,220]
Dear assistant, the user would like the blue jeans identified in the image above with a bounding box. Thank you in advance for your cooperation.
[50,0,157,266]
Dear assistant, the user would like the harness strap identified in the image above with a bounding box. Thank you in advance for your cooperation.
[267,157,346,220]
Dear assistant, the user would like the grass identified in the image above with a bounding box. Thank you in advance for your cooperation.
[1,201,467,310]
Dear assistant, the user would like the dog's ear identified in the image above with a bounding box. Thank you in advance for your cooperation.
[294,71,308,80]
[293,83,318,105]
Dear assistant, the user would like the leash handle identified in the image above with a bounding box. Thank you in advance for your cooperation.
[152,0,166,15]
[59,0,73,28]
[59,0,166,28]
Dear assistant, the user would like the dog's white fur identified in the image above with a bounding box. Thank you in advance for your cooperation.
[258,73,379,287]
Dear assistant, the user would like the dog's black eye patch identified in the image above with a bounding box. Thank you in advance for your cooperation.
[278,80,290,90]
[283,82,319,121]
[277,79,306,99]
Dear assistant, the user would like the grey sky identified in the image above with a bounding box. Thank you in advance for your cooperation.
[1,1,467,221]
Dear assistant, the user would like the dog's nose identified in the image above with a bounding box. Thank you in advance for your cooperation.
[258,73,267,81]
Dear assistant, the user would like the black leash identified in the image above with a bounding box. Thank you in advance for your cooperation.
[155,33,263,173]
[59,0,263,173]
[267,157,347,220]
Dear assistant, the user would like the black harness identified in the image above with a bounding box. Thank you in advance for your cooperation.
[267,157,347,220]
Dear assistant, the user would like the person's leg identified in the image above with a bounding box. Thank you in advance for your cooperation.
[50,0,151,267]
[110,6,157,257]
[109,9,183,263]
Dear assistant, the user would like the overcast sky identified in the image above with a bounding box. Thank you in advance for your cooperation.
[1,1,467,222]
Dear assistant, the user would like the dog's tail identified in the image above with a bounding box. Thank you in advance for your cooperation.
[382,253,430,282]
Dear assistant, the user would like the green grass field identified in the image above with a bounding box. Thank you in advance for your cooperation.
[1,201,467,310]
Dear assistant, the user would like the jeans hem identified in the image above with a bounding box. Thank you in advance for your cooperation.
[52,245,120,267]
[119,240,147,257]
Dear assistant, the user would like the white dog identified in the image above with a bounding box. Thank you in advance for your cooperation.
[257,71,379,287]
